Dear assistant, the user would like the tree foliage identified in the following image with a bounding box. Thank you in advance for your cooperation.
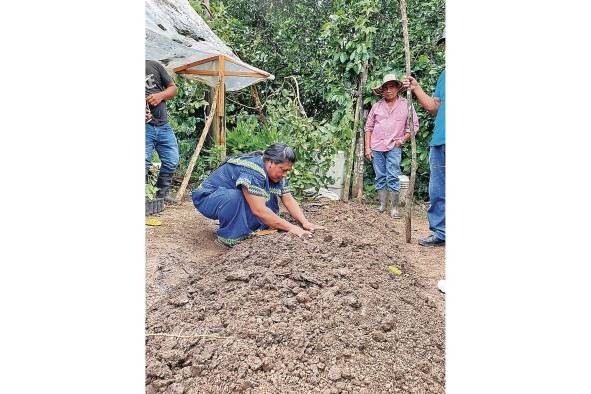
[167,0,445,200]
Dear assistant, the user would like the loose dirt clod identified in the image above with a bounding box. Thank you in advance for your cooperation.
[327,365,342,381]
[225,269,251,282]
[246,355,263,371]
[146,200,445,393]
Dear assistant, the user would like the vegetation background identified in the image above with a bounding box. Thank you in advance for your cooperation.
[158,0,445,201]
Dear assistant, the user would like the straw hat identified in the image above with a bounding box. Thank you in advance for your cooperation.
[372,71,404,95]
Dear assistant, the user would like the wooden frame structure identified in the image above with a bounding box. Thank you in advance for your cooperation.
[173,54,272,161]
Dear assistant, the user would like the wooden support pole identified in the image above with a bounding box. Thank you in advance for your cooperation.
[175,69,268,78]
[399,0,418,243]
[352,60,369,201]
[174,86,220,203]
[173,55,219,73]
[211,91,220,147]
[218,55,226,162]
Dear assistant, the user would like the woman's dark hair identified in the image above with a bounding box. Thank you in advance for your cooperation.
[228,143,296,165]
[263,143,296,164]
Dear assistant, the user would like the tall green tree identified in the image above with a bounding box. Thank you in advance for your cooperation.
[172,0,445,199]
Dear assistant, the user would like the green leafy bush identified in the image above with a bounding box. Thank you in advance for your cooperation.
[145,172,159,201]
[224,88,338,199]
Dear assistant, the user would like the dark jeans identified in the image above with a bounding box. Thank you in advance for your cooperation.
[145,122,179,176]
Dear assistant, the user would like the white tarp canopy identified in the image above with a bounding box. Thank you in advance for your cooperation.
[145,0,274,91]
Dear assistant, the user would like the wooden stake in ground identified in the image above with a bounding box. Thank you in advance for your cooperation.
[399,0,418,243]
[352,60,369,200]
[174,85,220,203]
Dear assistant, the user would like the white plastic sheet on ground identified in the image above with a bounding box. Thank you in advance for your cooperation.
[145,0,273,91]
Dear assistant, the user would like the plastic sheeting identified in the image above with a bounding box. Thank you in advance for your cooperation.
[145,0,273,91]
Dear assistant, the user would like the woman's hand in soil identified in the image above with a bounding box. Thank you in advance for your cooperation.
[288,225,312,239]
[302,221,325,233]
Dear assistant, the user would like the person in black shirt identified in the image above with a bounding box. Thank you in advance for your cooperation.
[145,60,179,202]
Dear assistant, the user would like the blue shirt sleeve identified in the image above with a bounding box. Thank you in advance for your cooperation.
[434,70,445,99]
[236,168,268,199]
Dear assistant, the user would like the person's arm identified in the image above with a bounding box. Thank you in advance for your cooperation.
[146,82,177,107]
[242,188,311,238]
[402,76,440,115]
[280,193,325,232]
[364,131,373,160]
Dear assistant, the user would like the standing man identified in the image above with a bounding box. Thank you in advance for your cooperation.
[146,60,179,202]
[365,73,419,218]
[403,32,445,248]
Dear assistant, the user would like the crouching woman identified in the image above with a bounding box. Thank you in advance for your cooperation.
[192,143,324,246]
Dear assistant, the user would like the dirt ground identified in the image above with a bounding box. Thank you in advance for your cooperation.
[145,198,445,394]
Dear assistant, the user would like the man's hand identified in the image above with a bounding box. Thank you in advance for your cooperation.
[288,225,312,239]
[146,92,164,107]
[365,146,373,160]
[394,138,406,148]
[402,76,419,92]
[302,221,325,233]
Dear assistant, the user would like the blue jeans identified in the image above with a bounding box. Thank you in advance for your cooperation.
[145,122,179,175]
[372,148,402,191]
[428,144,445,240]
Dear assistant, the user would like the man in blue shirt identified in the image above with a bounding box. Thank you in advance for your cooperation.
[403,33,446,247]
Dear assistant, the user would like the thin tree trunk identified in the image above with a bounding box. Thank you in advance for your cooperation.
[250,85,266,124]
[174,87,219,202]
[399,0,418,243]
[342,75,362,202]
[201,0,213,20]
[352,61,369,200]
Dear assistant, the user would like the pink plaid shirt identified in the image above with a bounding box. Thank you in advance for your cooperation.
[364,97,419,152]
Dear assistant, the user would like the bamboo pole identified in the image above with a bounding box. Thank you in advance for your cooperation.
[352,60,369,200]
[174,85,220,203]
[399,0,417,243]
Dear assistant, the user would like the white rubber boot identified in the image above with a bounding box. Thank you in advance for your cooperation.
[377,190,387,213]
[389,191,401,219]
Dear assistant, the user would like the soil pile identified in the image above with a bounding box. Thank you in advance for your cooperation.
[146,202,445,393]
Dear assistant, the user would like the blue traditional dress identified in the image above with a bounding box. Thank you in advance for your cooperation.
[192,154,291,246]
